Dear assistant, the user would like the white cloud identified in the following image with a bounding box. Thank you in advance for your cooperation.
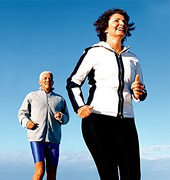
[141,158,170,180]
[141,145,170,160]
[58,150,97,173]
[0,150,32,163]
[60,150,92,162]
[0,148,170,180]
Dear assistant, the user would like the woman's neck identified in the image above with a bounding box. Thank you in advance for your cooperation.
[106,35,122,55]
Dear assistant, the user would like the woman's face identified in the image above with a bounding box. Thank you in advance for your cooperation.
[105,13,128,40]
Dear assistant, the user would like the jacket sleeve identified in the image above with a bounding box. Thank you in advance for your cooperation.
[60,99,70,125]
[18,94,31,128]
[66,48,94,113]
[133,61,147,102]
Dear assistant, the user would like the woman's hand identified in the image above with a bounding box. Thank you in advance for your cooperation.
[131,74,145,100]
[26,120,37,130]
[77,105,93,119]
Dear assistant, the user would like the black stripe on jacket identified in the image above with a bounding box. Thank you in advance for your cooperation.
[66,46,98,113]
[115,53,125,118]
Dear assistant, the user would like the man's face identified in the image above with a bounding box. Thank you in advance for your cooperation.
[39,73,54,93]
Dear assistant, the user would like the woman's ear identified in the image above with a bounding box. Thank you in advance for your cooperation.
[104,28,108,33]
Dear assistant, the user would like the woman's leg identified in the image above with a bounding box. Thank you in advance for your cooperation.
[118,118,141,180]
[82,113,119,180]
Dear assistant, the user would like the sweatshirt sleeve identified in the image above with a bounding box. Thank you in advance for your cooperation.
[60,99,70,125]
[66,47,94,113]
[18,94,31,128]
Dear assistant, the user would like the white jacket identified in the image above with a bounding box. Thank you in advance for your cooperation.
[66,41,147,118]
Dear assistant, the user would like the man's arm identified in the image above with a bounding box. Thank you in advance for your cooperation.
[18,94,36,128]
[58,100,69,124]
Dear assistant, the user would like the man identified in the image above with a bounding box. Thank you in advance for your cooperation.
[18,71,69,180]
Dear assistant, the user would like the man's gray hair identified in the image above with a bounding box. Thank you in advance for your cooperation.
[39,71,53,81]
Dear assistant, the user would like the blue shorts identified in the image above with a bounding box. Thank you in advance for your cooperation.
[30,142,59,166]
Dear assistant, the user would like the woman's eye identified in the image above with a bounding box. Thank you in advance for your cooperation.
[124,21,128,25]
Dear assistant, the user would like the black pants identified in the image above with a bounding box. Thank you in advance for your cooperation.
[82,113,141,180]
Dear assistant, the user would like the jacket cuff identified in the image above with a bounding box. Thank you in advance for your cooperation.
[60,114,69,125]
[22,119,30,128]
[139,89,147,101]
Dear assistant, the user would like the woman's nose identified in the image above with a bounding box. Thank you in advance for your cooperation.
[119,21,124,26]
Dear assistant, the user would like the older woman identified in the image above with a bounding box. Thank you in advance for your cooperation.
[67,8,147,180]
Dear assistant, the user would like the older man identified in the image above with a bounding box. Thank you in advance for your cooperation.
[18,71,69,180]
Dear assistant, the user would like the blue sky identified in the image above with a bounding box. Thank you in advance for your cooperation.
[0,0,169,179]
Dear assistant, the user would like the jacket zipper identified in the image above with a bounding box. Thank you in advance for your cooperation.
[115,53,124,119]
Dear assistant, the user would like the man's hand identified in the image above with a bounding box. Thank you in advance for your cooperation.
[26,120,37,130]
[131,74,145,100]
[54,112,63,123]
[77,105,93,119]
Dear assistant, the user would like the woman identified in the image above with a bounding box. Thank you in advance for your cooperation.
[66,8,147,180]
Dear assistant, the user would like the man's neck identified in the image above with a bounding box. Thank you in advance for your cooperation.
[42,88,52,94]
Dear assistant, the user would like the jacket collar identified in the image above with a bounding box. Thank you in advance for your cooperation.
[39,87,54,94]
[93,41,130,54]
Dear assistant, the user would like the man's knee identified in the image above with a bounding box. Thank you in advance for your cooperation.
[34,162,45,178]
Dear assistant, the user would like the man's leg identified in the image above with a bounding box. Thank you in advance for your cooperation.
[46,164,57,180]
[32,162,45,180]
[46,143,59,180]
[30,142,46,180]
